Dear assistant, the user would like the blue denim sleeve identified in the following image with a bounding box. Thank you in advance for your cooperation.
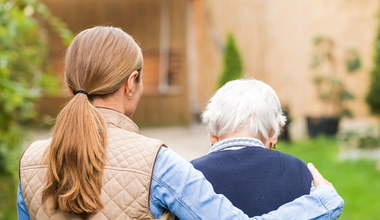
[149,147,344,220]
[17,182,30,220]
[260,185,344,219]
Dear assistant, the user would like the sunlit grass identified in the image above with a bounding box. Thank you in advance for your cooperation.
[279,137,380,220]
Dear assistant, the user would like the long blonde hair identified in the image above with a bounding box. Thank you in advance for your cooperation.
[42,26,143,217]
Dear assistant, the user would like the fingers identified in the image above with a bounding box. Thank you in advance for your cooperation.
[307,163,336,191]
[307,163,322,185]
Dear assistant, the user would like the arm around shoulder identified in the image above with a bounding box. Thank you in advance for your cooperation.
[150,147,343,220]
[262,185,343,219]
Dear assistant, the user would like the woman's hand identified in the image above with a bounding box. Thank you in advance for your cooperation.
[307,163,336,191]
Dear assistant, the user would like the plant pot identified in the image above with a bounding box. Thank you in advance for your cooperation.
[306,116,340,138]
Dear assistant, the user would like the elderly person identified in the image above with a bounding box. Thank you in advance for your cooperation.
[18,27,342,219]
[192,79,317,216]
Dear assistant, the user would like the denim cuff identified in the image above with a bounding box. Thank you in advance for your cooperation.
[312,185,344,219]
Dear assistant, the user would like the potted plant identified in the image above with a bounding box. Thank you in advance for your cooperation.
[307,36,361,137]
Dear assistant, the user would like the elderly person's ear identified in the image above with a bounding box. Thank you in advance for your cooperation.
[210,135,219,145]
[264,137,278,149]
[264,129,278,149]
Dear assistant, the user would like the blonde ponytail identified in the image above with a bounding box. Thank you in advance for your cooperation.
[42,93,106,217]
[42,26,143,217]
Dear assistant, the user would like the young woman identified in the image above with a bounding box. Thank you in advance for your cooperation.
[18,26,343,219]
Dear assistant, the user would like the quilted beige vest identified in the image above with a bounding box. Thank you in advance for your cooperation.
[19,108,174,220]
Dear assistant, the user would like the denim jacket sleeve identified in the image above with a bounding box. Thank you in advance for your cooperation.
[149,147,344,220]
[17,182,31,220]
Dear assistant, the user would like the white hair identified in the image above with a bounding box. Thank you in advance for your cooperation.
[202,79,286,140]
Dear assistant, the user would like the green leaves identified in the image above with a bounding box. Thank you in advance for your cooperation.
[218,33,243,88]
[0,0,72,176]
[367,13,380,115]
[345,49,361,73]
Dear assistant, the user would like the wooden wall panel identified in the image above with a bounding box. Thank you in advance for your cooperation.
[37,0,190,126]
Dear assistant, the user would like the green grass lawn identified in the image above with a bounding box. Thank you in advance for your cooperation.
[279,137,380,220]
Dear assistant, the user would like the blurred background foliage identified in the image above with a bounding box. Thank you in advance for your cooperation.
[367,11,380,116]
[0,0,72,218]
[218,33,243,88]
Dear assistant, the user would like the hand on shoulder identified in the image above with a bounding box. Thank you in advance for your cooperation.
[307,163,336,191]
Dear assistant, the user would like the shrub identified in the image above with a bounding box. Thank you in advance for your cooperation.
[218,33,243,88]
[0,0,72,176]
[367,13,380,115]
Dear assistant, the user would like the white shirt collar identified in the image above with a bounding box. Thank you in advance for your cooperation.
[208,137,266,154]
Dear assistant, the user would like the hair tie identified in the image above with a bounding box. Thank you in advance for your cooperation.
[74,89,90,97]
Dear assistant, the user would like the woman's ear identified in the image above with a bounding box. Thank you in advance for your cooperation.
[124,71,140,97]
[127,71,139,91]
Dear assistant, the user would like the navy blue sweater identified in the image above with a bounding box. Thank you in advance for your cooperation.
[191,147,312,217]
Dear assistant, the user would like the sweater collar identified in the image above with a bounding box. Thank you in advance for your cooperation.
[208,137,266,154]
[96,107,139,134]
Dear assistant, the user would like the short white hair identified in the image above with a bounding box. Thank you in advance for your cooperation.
[202,79,286,140]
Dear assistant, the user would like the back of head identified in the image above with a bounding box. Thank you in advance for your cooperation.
[202,79,286,140]
[65,26,143,96]
[42,26,143,217]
